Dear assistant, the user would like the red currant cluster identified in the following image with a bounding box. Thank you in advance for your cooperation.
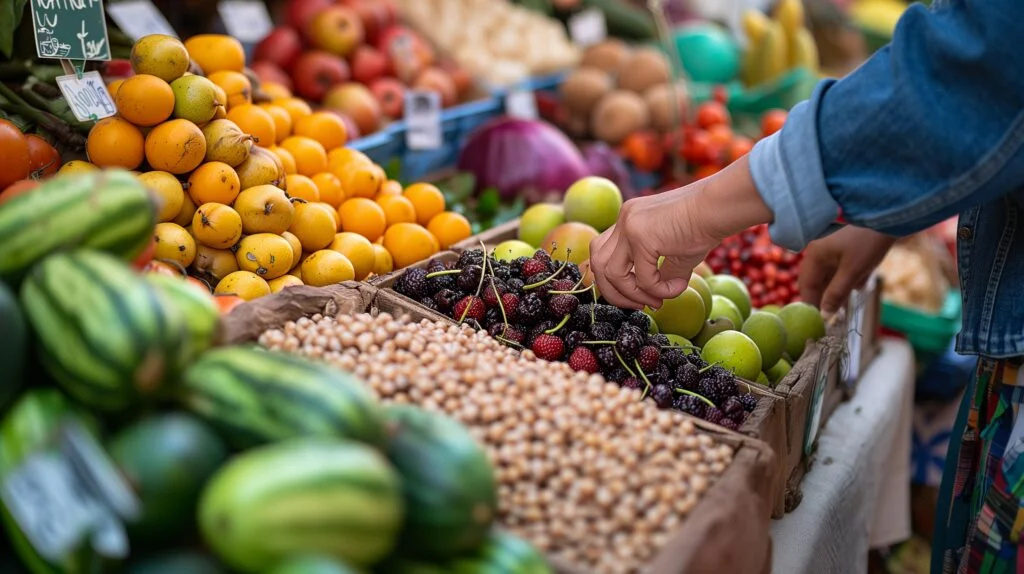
[705,224,803,308]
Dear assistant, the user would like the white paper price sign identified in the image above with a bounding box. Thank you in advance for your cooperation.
[845,273,877,385]
[569,8,607,47]
[219,0,274,44]
[405,91,442,150]
[56,71,117,121]
[107,0,176,40]
[505,90,538,120]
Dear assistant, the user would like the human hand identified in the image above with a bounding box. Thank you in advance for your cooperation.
[799,226,895,315]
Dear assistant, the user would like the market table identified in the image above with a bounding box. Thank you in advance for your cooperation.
[770,338,915,574]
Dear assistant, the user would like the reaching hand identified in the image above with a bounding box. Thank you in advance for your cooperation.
[799,226,895,315]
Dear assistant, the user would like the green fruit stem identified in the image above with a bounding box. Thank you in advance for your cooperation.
[672,388,716,409]
[581,340,616,345]
[549,287,593,295]
[523,257,569,290]
[424,269,461,278]
[544,314,570,334]
[635,360,652,399]
[615,348,638,378]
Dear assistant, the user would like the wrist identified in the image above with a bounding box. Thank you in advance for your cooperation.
[695,156,775,242]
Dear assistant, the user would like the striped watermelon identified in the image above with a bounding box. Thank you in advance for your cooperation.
[0,280,25,412]
[144,274,221,369]
[19,250,186,412]
[384,405,498,560]
[178,346,386,449]
[264,555,360,574]
[0,170,156,284]
[448,531,552,574]
[198,438,404,572]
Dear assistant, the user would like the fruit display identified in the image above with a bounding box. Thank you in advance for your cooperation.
[876,233,951,313]
[706,223,805,308]
[253,0,476,130]
[394,0,581,87]
[260,310,738,572]
[739,0,819,88]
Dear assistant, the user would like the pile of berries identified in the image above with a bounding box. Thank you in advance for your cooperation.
[705,223,803,308]
[393,248,756,429]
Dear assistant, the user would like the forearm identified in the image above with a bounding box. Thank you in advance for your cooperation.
[695,155,775,241]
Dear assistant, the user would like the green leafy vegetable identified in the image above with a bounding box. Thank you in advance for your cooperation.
[0,0,29,59]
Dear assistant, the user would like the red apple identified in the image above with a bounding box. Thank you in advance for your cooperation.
[254,26,303,70]
[103,59,133,78]
[292,51,350,102]
[285,0,334,31]
[306,6,364,58]
[323,82,382,135]
[339,0,397,45]
[370,77,405,119]
[350,45,390,85]
[377,25,434,83]
[413,67,457,107]
[251,61,293,92]
[438,58,473,98]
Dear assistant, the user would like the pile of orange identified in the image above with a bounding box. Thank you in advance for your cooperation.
[78,33,472,303]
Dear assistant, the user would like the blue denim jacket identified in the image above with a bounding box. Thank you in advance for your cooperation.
[748,0,1024,359]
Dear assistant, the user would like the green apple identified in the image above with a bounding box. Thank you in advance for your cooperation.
[756,372,770,386]
[741,311,788,369]
[688,273,713,320]
[492,240,536,262]
[766,359,792,386]
[708,275,752,320]
[778,302,826,360]
[562,176,622,232]
[518,203,564,247]
[664,334,696,354]
[701,331,763,381]
[648,287,705,339]
[760,304,783,315]
[709,294,744,327]
[693,317,735,348]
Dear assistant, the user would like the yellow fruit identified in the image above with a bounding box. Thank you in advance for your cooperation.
[334,161,383,199]
[337,197,386,242]
[383,222,438,269]
[188,161,241,205]
[170,75,221,125]
[154,222,197,267]
[268,146,297,175]
[215,270,271,301]
[426,211,472,250]
[288,201,337,252]
[226,104,274,147]
[234,184,295,234]
[311,172,344,207]
[268,274,303,293]
[211,105,228,121]
[192,244,239,283]
[371,244,393,276]
[312,202,340,230]
[116,74,175,127]
[184,35,245,74]
[138,171,184,222]
[261,82,292,100]
[272,97,312,124]
[201,119,254,167]
[145,119,206,174]
[789,27,819,72]
[328,232,374,280]
[284,174,320,202]
[106,79,125,100]
[57,160,99,175]
[236,146,286,189]
[403,183,446,226]
[301,250,354,287]
[208,71,252,110]
[280,136,327,177]
[235,233,294,280]
[192,202,243,249]
[376,194,417,227]
[327,147,371,171]
[378,179,403,197]
[280,230,303,262]
[173,192,198,227]
[130,34,189,82]
[775,0,806,34]
[86,117,144,169]
[258,104,293,144]
[750,21,789,86]
[293,112,347,151]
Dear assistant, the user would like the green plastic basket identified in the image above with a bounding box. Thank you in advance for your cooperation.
[881,290,962,367]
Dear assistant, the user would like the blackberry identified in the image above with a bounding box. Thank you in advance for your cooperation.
[650,363,671,385]
[488,322,509,339]
[565,330,587,351]
[719,418,740,431]
[621,376,643,390]
[594,304,626,326]
[570,304,593,330]
[589,321,616,342]
[627,311,652,331]
[698,378,736,406]
[456,250,484,269]
[394,268,429,299]
[605,368,629,383]
[510,256,532,278]
[563,262,582,282]
[686,355,709,369]
[615,325,644,360]
[739,394,758,412]
[506,278,525,293]
[524,273,552,297]
[704,366,735,384]
[647,334,670,347]
[419,297,439,311]
[638,346,660,372]
[484,307,503,329]
[433,289,460,312]
[651,384,674,409]
[426,258,447,273]
[492,262,512,281]
[595,346,617,368]
[532,248,553,266]
[516,293,545,325]
[427,270,456,292]
[674,394,708,419]
[548,294,578,317]
[676,363,701,391]
[491,324,524,344]
[722,397,745,419]
[704,407,726,426]
[661,348,688,369]
[457,265,484,292]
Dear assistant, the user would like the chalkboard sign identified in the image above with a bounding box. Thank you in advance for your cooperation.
[30,0,111,61]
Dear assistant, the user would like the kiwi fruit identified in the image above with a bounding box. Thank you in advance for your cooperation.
[560,67,613,118]
[580,39,633,74]
[591,90,650,145]
[644,82,690,133]
[616,47,672,94]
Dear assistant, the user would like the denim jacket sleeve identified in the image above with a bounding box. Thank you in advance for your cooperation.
[748,0,1024,252]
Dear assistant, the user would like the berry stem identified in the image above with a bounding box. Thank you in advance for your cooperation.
[661,345,701,352]
[458,248,492,323]
[545,314,571,335]
[635,361,653,399]
[496,336,523,349]
[486,254,510,328]
[672,388,716,408]
[698,362,721,374]
[615,348,638,378]
[425,269,461,278]
[549,287,593,295]
[590,285,598,324]
[581,340,616,345]
[523,257,570,290]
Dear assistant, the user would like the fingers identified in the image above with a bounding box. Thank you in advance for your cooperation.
[820,266,862,316]
[606,237,661,309]
[590,228,637,310]
[635,252,690,302]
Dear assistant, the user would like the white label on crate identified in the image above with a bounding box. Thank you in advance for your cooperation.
[569,8,607,47]
[804,347,831,457]
[845,272,877,385]
[405,90,442,150]
[218,1,274,44]
[107,0,176,40]
[56,71,117,121]
[505,89,538,120]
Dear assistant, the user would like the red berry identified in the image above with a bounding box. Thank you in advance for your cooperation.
[521,258,548,278]
[500,292,519,318]
[567,346,600,373]
[452,296,486,322]
[531,334,565,361]
[638,345,660,372]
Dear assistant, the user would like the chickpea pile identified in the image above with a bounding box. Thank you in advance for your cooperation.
[260,312,735,573]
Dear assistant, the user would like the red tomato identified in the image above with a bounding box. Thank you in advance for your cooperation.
[214,294,245,315]
[706,124,734,148]
[695,101,731,130]
[620,130,665,172]
[0,179,40,206]
[727,136,755,164]
[132,239,157,270]
[761,109,788,138]
[680,130,717,166]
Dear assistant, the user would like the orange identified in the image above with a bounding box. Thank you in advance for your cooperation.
[267,146,297,175]
[268,274,303,293]
[137,171,184,222]
[326,147,371,172]
[288,201,337,252]
[227,104,275,148]
[86,117,144,169]
[192,202,243,249]
[378,179,403,197]
[337,197,386,242]
[311,172,344,207]
[301,250,354,287]
[376,194,417,227]
[403,182,446,226]
[383,222,439,269]
[284,174,319,202]
[280,136,327,177]
[215,270,271,301]
[184,35,245,74]
[328,232,375,280]
[115,74,174,126]
[188,161,241,205]
[293,112,347,151]
[208,71,252,109]
[371,243,394,276]
[335,162,384,199]
[427,211,473,250]
[272,97,312,125]
[106,78,125,100]
[153,222,197,267]
[145,119,206,174]
[261,82,292,100]
[258,104,293,144]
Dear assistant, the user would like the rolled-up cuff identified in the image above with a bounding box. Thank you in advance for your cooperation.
[749,81,840,252]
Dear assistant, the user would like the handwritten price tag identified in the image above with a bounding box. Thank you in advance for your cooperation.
[218,0,274,44]
[56,71,117,121]
[569,8,607,47]
[106,0,176,40]
[405,91,442,151]
[505,90,538,120]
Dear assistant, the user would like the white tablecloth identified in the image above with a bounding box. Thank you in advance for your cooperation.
[770,338,916,574]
